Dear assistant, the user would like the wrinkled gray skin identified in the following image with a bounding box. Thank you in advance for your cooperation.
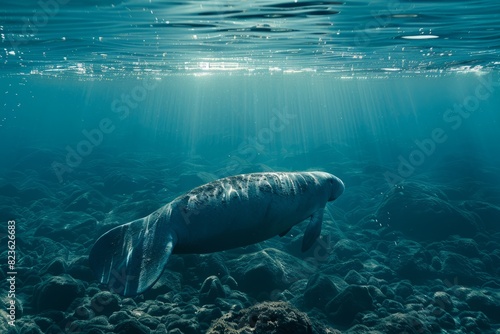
[89,171,345,297]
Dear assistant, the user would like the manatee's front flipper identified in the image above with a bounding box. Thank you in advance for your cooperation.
[301,208,325,252]
[89,210,176,297]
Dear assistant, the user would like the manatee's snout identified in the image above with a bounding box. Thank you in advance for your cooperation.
[328,174,344,201]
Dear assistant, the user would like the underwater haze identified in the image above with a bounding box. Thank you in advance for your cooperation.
[1,1,500,333]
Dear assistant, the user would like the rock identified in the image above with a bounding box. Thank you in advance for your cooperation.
[21,322,44,333]
[437,312,456,329]
[34,213,98,242]
[358,313,380,328]
[346,324,382,334]
[382,299,404,313]
[207,301,313,334]
[394,281,414,300]
[326,285,374,326]
[84,315,114,332]
[366,286,386,303]
[391,246,436,282]
[19,187,46,202]
[37,310,65,323]
[433,291,453,312]
[59,315,112,333]
[67,257,95,282]
[332,239,366,260]
[146,303,172,317]
[460,317,479,332]
[139,316,160,330]
[367,276,386,288]
[182,302,199,315]
[440,252,490,285]
[109,311,131,324]
[215,291,250,312]
[459,200,500,231]
[458,311,490,330]
[65,190,108,212]
[197,305,223,327]
[144,270,182,299]
[90,291,121,317]
[73,305,94,320]
[44,258,66,275]
[431,256,442,270]
[153,324,168,334]
[199,276,226,305]
[44,322,67,333]
[166,318,199,334]
[376,182,479,239]
[465,290,500,322]
[198,253,229,278]
[227,248,313,297]
[482,280,500,289]
[375,312,431,334]
[303,274,340,310]
[344,270,367,285]
[371,265,396,281]
[380,285,395,300]
[331,259,364,276]
[166,329,183,334]
[32,317,53,332]
[228,250,284,295]
[34,275,85,312]
[442,238,481,257]
[112,199,159,219]
[221,276,238,290]
[114,319,150,334]
[104,172,146,194]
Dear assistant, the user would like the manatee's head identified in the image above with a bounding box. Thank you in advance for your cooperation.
[313,171,345,201]
[328,174,345,201]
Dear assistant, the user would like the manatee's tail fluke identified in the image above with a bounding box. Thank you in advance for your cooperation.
[89,210,176,297]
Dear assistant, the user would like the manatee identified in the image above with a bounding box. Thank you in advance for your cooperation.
[89,171,344,296]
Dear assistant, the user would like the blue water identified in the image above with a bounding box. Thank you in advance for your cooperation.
[2,74,499,187]
[2,0,500,74]
[1,1,500,333]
